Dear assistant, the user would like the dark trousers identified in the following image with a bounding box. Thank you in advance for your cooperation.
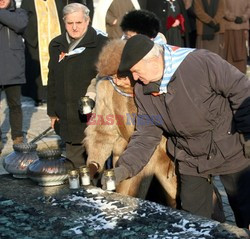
[66,142,86,169]
[0,85,23,140]
[180,165,250,228]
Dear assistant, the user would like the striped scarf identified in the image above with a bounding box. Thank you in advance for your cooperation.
[159,45,195,94]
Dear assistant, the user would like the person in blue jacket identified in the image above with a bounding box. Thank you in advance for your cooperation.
[0,0,28,153]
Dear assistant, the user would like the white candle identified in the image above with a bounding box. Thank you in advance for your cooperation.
[83,105,92,114]
[81,175,90,186]
[69,178,79,189]
[106,179,116,191]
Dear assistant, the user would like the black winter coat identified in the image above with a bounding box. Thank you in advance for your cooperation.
[0,0,28,85]
[47,27,107,143]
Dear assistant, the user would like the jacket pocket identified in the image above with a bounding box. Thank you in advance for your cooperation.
[1,50,25,84]
[9,34,24,50]
[214,132,243,159]
[197,142,225,173]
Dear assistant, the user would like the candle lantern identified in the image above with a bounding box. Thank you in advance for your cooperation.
[68,169,80,189]
[104,169,116,191]
[27,149,74,186]
[79,96,92,114]
[79,165,91,186]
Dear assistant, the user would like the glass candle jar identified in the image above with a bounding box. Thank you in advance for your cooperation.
[79,96,92,114]
[104,169,116,191]
[68,169,80,189]
[79,165,91,186]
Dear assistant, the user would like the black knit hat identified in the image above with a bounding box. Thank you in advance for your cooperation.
[120,10,160,38]
[118,34,154,77]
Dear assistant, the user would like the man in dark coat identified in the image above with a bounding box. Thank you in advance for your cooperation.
[20,0,94,107]
[47,3,107,168]
[104,35,250,229]
[0,0,28,152]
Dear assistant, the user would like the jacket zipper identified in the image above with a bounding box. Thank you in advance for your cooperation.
[207,130,213,160]
[7,28,10,48]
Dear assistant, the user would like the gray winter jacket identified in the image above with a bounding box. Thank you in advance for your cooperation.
[117,49,250,178]
[0,0,28,86]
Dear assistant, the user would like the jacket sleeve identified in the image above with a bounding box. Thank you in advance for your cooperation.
[0,8,28,34]
[194,0,213,24]
[213,0,225,24]
[106,4,117,26]
[194,0,224,24]
[224,0,250,22]
[84,80,120,167]
[116,88,163,177]
[205,52,250,133]
[242,0,250,22]
[85,77,97,100]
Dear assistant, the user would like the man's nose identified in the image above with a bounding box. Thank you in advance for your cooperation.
[132,73,139,81]
[72,23,77,30]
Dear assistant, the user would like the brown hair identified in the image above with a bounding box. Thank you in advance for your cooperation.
[96,39,126,77]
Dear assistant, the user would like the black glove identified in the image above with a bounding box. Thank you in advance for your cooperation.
[101,165,130,190]
[208,21,220,32]
[208,21,216,29]
[240,134,250,158]
[214,23,220,32]
[235,16,243,24]
[78,96,95,115]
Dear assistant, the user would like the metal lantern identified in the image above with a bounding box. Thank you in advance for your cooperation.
[27,149,74,186]
[3,143,39,178]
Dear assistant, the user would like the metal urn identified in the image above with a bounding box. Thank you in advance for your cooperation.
[27,149,74,186]
[3,143,39,178]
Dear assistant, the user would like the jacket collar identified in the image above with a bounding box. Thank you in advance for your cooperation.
[52,26,99,52]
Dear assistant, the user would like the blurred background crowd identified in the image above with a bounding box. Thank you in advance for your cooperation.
[14,0,250,104]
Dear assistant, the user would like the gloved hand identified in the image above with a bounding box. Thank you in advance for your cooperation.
[78,96,95,115]
[208,21,216,29]
[214,23,220,32]
[88,161,100,179]
[240,134,250,158]
[235,16,243,24]
[101,165,130,190]
[208,21,220,32]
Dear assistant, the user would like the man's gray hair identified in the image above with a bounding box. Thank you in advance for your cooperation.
[143,43,163,61]
[63,3,90,21]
